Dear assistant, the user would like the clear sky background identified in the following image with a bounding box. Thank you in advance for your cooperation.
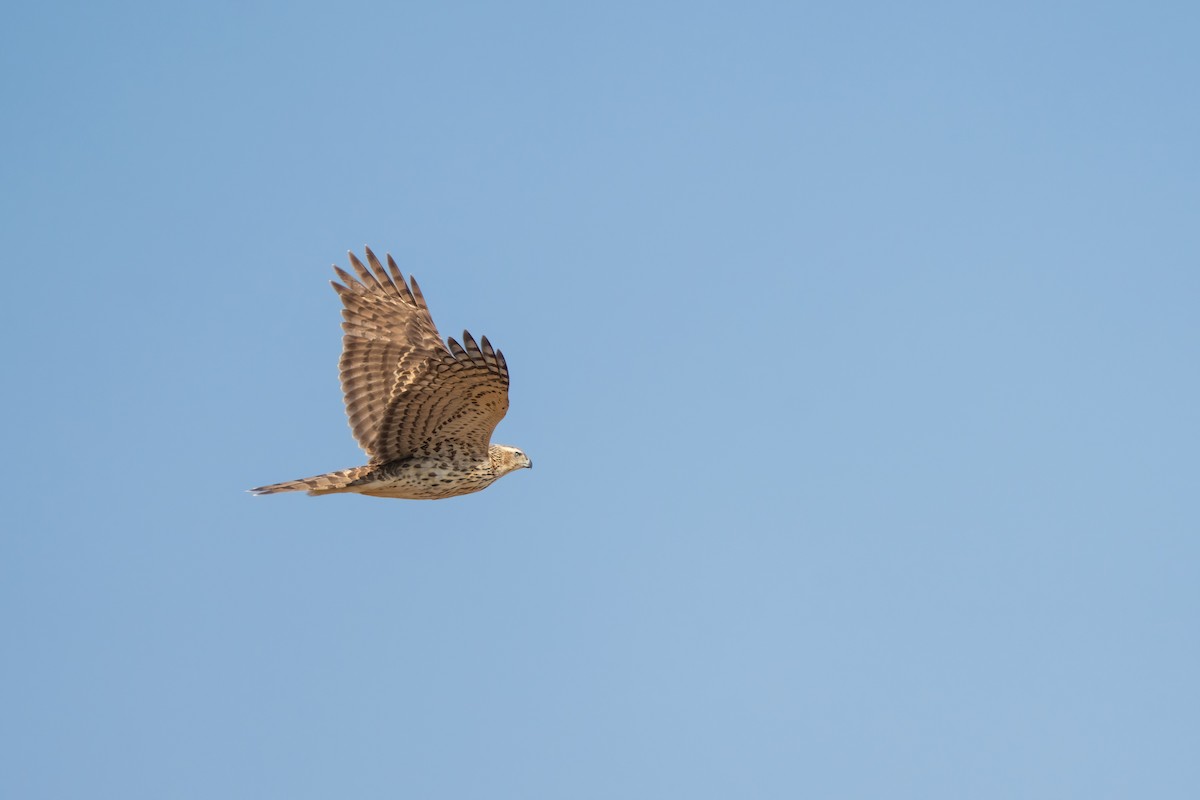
[3,1,1198,797]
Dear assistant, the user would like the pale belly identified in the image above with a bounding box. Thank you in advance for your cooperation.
[352,461,496,500]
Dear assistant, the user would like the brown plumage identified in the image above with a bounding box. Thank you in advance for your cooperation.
[251,247,531,499]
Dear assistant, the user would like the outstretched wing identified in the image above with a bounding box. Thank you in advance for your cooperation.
[333,248,510,464]
[372,328,509,464]
[333,248,445,459]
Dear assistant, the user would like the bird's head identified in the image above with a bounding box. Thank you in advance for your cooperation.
[490,444,533,476]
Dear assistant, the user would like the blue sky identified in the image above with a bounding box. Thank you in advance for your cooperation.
[3,1,1198,797]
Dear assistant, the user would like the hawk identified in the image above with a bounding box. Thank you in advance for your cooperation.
[251,247,531,499]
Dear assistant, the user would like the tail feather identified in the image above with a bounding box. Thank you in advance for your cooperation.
[250,466,375,496]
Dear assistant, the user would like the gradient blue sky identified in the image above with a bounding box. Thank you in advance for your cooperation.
[3,2,1198,797]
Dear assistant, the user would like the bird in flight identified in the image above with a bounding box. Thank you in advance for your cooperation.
[251,247,531,499]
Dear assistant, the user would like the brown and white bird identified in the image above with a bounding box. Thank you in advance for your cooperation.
[251,247,531,499]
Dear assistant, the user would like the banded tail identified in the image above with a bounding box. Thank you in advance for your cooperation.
[250,466,375,496]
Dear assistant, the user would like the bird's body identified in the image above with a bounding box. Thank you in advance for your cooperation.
[251,247,531,500]
[253,445,526,499]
